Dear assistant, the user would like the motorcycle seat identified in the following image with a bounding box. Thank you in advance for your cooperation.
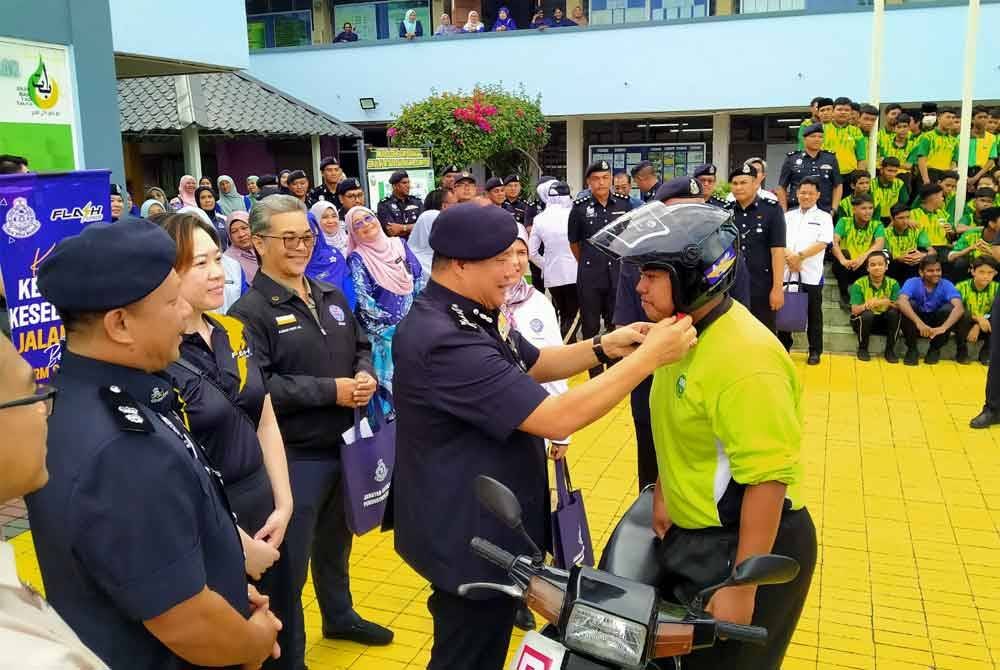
[597,486,664,587]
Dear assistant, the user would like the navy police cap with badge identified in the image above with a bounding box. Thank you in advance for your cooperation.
[692,164,717,179]
[654,176,703,203]
[440,164,462,177]
[336,178,363,195]
[38,219,177,313]
[484,177,504,191]
[503,175,520,185]
[389,170,409,185]
[454,171,477,185]
[320,156,340,170]
[729,163,759,182]
[429,202,518,260]
[585,160,613,179]
[801,122,824,137]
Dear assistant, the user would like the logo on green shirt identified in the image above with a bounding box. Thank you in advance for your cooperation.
[676,374,687,398]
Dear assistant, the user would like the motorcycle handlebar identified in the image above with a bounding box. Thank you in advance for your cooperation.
[715,621,768,645]
[470,537,516,569]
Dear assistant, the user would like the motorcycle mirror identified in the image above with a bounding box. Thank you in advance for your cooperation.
[474,476,524,529]
[692,555,800,609]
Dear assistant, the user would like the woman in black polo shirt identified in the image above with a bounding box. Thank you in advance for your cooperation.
[159,213,294,669]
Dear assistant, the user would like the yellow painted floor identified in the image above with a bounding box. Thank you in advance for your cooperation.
[10,352,1000,669]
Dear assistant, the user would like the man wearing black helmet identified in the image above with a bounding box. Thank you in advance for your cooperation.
[591,202,817,670]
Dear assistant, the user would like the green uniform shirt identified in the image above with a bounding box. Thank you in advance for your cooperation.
[870,178,909,220]
[849,276,901,314]
[910,206,952,246]
[823,122,865,174]
[835,217,886,258]
[956,279,998,319]
[950,228,998,260]
[910,129,958,172]
[878,134,917,172]
[884,225,931,259]
[649,301,804,530]
[837,198,854,222]
[945,192,957,221]
[954,132,998,169]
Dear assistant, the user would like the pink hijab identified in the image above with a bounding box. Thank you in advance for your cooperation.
[176,175,198,208]
[345,206,414,295]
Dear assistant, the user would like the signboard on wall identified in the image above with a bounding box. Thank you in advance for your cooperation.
[0,37,79,172]
[589,143,707,181]
[365,147,435,206]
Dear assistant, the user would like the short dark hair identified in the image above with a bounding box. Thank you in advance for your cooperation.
[991,108,1000,119]
[848,170,870,186]
[834,96,853,108]
[896,113,912,126]
[613,170,629,179]
[431,252,455,271]
[890,203,910,218]
[974,187,997,200]
[973,105,990,116]
[972,256,998,272]
[0,154,28,175]
[920,183,944,199]
[868,250,890,265]
[940,170,960,182]
[798,176,821,190]
[424,187,452,211]
[810,96,826,107]
[851,193,875,206]
[886,103,903,114]
[938,108,958,116]
[882,157,902,169]
[919,255,942,271]
[850,101,861,113]
[982,207,1000,225]
[859,104,879,116]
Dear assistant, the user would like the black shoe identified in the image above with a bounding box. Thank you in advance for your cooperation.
[925,348,941,365]
[857,348,871,361]
[980,346,991,366]
[971,409,1000,429]
[514,603,536,631]
[324,619,394,646]
[884,349,899,364]
[904,348,919,366]
[956,347,970,364]
[807,352,821,365]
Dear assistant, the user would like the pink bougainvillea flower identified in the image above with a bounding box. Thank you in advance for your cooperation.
[387,127,398,138]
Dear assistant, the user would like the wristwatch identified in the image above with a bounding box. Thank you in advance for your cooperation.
[592,335,614,365]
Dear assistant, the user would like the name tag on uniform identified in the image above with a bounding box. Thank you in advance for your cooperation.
[275,314,297,327]
[498,312,511,341]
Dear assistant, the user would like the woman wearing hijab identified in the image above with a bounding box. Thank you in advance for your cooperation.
[194,186,230,250]
[345,206,425,392]
[140,198,166,218]
[409,187,456,277]
[198,176,214,189]
[399,9,423,39]
[224,211,259,282]
[462,10,485,32]
[145,186,169,207]
[170,174,198,210]
[529,180,579,338]
[492,6,517,30]
[247,176,260,198]
[217,175,251,216]
[310,201,349,256]
[571,5,588,26]
[277,169,292,193]
[303,204,357,310]
[434,13,461,35]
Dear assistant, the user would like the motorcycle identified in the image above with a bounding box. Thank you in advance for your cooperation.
[459,476,800,670]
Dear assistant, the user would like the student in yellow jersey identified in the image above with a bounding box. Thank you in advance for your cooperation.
[910,183,955,257]
[912,108,959,186]
[954,256,999,365]
[962,106,998,190]
[824,97,866,179]
[832,193,886,307]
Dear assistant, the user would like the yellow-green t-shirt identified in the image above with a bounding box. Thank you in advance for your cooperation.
[884,225,931,259]
[950,228,998,260]
[649,301,804,530]
[870,178,909,220]
[835,217,886,259]
[956,279,998,318]
[910,129,958,172]
[954,132,998,169]
[849,276,901,315]
[823,122,865,174]
[878,134,918,173]
[910,206,952,246]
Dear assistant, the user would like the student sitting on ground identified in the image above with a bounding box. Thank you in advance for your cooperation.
[850,251,902,363]
[884,203,933,284]
[832,193,886,306]
[897,256,965,366]
[954,256,999,366]
[910,182,955,258]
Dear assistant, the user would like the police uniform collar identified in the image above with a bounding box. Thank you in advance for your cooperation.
[252,271,335,305]
[424,279,500,327]
[57,350,177,413]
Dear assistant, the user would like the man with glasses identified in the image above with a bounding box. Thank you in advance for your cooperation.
[27,219,280,669]
[228,195,393,668]
[336,177,366,219]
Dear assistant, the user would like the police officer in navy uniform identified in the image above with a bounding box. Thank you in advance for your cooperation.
[569,160,634,377]
[693,163,729,209]
[28,219,280,670]
[500,175,528,225]
[615,176,706,491]
[439,164,462,190]
[631,160,662,203]
[777,122,844,214]
[730,163,787,333]
[391,201,698,670]
[376,170,424,238]
[307,156,345,207]
[335,177,365,220]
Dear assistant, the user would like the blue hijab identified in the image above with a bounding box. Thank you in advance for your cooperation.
[306,211,357,309]
[493,6,517,30]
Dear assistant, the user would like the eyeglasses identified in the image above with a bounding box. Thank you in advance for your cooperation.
[256,233,317,250]
[0,384,58,417]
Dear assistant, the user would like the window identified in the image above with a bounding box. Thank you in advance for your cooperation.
[246,0,313,49]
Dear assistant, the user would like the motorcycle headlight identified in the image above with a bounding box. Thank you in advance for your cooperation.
[564,603,648,669]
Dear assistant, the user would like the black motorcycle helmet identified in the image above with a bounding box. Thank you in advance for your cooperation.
[589,201,741,313]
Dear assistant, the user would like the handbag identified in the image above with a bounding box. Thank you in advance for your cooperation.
[551,458,595,569]
[775,275,809,333]
[340,388,396,535]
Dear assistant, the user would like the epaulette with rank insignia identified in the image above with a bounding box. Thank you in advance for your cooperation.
[99,385,153,434]
[611,193,628,200]
[573,194,592,206]
[448,304,479,331]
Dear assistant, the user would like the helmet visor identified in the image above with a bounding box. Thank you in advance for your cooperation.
[589,201,731,262]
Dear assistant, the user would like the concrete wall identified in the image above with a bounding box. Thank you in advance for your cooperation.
[108,0,250,70]
[3,0,124,181]
[249,3,1000,124]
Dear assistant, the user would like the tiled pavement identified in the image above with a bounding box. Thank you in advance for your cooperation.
[8,352,1000,669]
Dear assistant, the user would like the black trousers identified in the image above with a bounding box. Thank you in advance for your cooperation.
[777,284,824,355]
[983,291,1000,410]
[548,283,580,341]
[630,375,657,492]
[832,257,867,302]
[578,281,616,377]
[730,259,751,310]
[888,259,920,285]
[427,588,517,670]
[750,289,777,334]
[955,313,990,351]
[851,308,901,352]
[901,305,957,351]
[658,509,817,670]
[530,261,545,294]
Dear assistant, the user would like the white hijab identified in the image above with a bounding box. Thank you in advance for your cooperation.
[464,11,483,30]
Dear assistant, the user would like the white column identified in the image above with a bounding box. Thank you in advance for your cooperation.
[311,134,322,185]
[712,112,731,174]
[566,117,584,193]
[953,0,981,223]
[181,125,202,179]
[867,0,885,178]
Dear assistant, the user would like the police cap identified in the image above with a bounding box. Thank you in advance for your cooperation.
[585,160,612,179]
[389,170,409,185]
[258,173,278,187]
[801,122,824,137]
[320,156,340,170]
[336,178,363,196]
[440,164,462,177]
[692,164,717,178]
[484,177,504,191]
[287,169,308,184]
[429,202,518,260]
[630,160,654,178]
[110,183,123,197]
[454,171,477,185]
[38,219,177,313]
[729,163,759,181]
[654,176,703,203]
[503,174,520,185]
